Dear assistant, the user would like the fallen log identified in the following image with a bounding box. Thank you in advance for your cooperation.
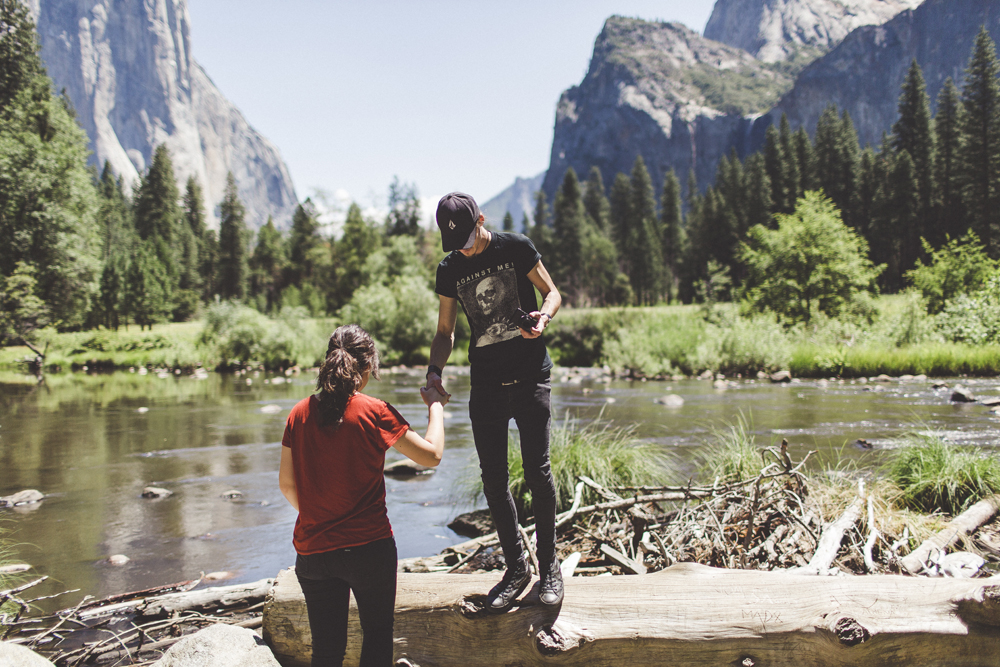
[901,495,1000,574]
[78,578,273,620]
[262,564,1000,667]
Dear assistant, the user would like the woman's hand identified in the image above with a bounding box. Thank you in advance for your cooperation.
[421,385,450,407]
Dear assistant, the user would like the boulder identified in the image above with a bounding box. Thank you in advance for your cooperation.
[221,490,244,500]
[142,486,174,499]
[712,379,728,390]
[951,386,976,403]
[0,642,56,667]
[150,623,280,667]
[654,394,685,408]
[874,374,893,383]
[0,489,44,508]
[384,459,435,477]
[448,509,495,538]
[0,563,32,574]
[770,371,792,383]
[981,397,1000,407]
[698,370,714,380]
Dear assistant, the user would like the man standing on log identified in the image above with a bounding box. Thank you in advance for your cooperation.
[426,192,563,612]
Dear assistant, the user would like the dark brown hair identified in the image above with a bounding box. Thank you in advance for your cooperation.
[316,324,380,427]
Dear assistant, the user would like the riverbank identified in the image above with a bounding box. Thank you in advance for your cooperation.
[3,296,999,377]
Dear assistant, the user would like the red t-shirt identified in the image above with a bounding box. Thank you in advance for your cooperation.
[282,393,410,555]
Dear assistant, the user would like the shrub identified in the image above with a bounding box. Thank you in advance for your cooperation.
[739,191,882,324]
[906,232,998,314]
[884,432,1000,515]
[338,275,437,365]
[198,302,323,369]
[937,274,1000,345]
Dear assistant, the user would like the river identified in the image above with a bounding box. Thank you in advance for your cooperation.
[2,368,999,610]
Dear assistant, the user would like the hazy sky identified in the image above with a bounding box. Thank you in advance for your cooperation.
[188,1,717,216]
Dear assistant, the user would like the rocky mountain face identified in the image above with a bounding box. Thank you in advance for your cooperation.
[763,0,1000,147]
[704,0,921,63]
[480,172,544,231]
[541,16,791,204]
[29,0,297,229]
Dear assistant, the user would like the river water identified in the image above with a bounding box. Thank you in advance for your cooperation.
[2,368,1000,610]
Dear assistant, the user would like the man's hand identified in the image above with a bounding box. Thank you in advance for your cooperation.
[420,384,450,407]
[425,371,451,399]
[520,311,549,339]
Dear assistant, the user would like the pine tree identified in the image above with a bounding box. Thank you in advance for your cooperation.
[935,77,965,241]
[96,162,133,261]
[794,127,817,193]
[892,59,937,247]
[660,168,686,297]
[520,213,530,234]
[744,153,773,231]
[528,190,554,261]
[133,144,182,283]
[627,156,664,303]
[386,176,421,236]
[287,199,324,287]
[333,202,380,308]
[816,107,860,225]
[99,253,125,330]
[249,217,286,312]
[779,114,801,206]
[764,124,789,214]
[583,166,611,233]
[958,27,1000,256]
[217,172,248,300]
[180,176,207,298]
[502,211,514,232]
[125,243,169,330]
[889,150,921,290]
[609,172,633,259]
[551,168,585,301]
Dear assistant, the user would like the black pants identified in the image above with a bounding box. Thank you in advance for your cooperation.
[469,375,556,567]
[295,536,397,667]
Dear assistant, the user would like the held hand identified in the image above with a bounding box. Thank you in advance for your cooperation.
[424,372,450,400]
[420,384,450,407]
[520,311,548,339]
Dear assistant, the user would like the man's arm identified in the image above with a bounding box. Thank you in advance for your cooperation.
[426,295,458,393]
[523,260,561,339]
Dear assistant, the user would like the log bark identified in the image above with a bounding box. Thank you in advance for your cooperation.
[79,578,273,620]
[901,495,1000,574]
[262,564,1000,667]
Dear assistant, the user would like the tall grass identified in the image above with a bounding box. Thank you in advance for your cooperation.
[462,413,678,518]
[697,412,769,483]
[884,432,1000,515]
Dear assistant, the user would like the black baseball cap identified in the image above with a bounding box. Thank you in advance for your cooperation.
[436,192,480,252]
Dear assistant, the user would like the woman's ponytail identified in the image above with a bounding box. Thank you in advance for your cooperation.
[316,324,380,427]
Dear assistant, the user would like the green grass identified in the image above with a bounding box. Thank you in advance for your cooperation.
[698,412,770,483]
[884,432,1000,515]
[462,413,679,518]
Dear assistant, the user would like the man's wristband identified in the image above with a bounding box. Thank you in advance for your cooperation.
[539,313,553,323]
[427,364,443,378]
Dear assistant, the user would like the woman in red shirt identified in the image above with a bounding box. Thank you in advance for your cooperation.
[279,324,447,667]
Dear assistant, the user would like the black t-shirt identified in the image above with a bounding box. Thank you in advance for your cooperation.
[435,232,553,386]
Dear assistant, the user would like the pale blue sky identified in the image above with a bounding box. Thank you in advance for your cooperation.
[188,1,717,215]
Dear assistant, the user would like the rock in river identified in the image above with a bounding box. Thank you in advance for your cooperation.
[654,394,685,408]
[150,623,279,667]
[951,386,976,403]
[0,489,44,508]
[142,486,173,499]
[384,459,435,477]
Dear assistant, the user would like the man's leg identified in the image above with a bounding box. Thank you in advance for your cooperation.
[341,537,398,667]
[295,552,351,667]
[513,376,562,605]
[470,383,530,613]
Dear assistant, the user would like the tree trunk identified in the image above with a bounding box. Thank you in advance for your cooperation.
[262,564,1000,667]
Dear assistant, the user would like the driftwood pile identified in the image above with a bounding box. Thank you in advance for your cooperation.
[403,440,1000,581]
[0,576,271,665]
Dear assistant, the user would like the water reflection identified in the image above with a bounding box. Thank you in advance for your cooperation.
[2,369,1000,611]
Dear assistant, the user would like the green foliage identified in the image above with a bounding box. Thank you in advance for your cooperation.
[217,173,249,301]
[698,412,766,483]
[551,168,585,301]
[197,301,323,370]
[125,243,170,330]
[0,262,49,349]
[885,432,1000,515]
[906,232,998,313]
[697,311,792,375]
[133,144,182,288]
[937,274,1000,344]
[740,191,882,324]
[249,217,286,313]
[600,308,706,377]
[464,413,677,517]
[386,176,422,237]
[685,62,790,116]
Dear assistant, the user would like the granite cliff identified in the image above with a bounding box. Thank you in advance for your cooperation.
[29,0,297,229]
[763,0,1000,147]
[540,17,791,206]
[704,0,921,63]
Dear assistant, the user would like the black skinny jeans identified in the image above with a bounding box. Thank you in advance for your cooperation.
[294,536,397,667]
[469,375,556,567]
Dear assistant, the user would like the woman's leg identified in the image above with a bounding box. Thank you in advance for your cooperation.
[296,552,351,667]
[341,537,398,667]
[513,377,556,565]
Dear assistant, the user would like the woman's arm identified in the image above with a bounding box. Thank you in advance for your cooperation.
[392,387,448,467]
[279,446,299,511]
